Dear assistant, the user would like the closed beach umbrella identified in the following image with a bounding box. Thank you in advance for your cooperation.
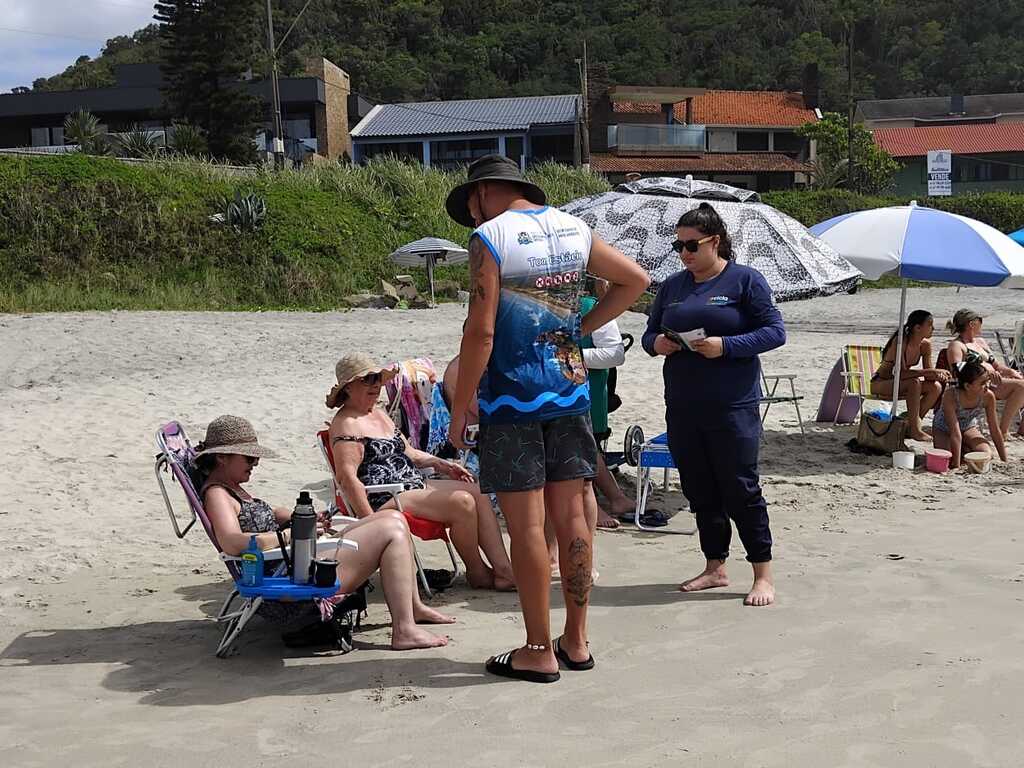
[616,174,762,203]
[811,201,1024,416]
[562,191,861,301]
[389,237,469,305]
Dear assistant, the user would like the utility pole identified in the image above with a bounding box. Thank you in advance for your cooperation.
[847,21,855,192]
[577,39,590,170]
[265,0,285,169]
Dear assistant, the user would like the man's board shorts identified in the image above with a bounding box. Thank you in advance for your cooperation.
[477,413,597,494]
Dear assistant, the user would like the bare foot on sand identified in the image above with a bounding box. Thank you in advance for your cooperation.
[467,566,495,590]
[907,428,931,441]
[744,578,775,606]
[391,626,448,650]
[596,509,620,530]
[679,563,729,592]
[414,604,456,624]
[493,573,517,591]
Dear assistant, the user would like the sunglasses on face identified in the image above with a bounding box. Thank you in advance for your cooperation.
[359,372,382,386]
[243,456,259,466]
[671,235,716,253]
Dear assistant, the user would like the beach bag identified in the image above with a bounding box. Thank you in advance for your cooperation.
[856,412,907,455]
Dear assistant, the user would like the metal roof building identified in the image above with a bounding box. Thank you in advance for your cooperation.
[350,94,579,169]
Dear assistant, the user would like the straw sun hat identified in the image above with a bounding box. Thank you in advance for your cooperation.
[325,353,398,409]
[194,415,276,459]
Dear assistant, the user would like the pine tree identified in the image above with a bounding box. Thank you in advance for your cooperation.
[154,0,264,164]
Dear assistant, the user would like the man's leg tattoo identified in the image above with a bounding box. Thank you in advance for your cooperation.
[564,537,592,607]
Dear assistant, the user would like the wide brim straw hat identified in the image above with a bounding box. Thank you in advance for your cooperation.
[194,415,276,459]
[326,353,398,409]
[445,153,547,228]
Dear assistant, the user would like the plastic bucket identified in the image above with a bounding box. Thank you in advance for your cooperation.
[925,448,952,473]
[963,451,992,474]
[892,451,915,470]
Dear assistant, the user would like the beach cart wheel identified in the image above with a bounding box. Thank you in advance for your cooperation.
[624,425,644,467]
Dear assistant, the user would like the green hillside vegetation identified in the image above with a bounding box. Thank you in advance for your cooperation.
[30,1,1024,109]
[3,154,1024,312]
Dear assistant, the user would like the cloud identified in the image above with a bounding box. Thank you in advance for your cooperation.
[0,0,156,92]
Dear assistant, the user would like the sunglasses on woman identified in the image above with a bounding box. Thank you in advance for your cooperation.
[671,235,716,253]
[358,372,382,385]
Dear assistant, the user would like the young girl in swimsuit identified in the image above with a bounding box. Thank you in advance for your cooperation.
[933,359,1007,469]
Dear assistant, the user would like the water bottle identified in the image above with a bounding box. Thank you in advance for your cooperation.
[240,535,264,587]
[290,491,317,584]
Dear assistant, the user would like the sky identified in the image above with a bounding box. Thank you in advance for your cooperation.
[0,0,155,93]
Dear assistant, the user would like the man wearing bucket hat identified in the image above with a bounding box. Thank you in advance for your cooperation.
[446,154,649,682]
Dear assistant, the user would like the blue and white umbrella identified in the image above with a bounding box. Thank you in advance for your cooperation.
[811,201,1024,418]
[1009,228,1024,247]
[810,201,1024,288]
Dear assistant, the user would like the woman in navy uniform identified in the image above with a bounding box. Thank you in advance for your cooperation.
[642,203,785,606]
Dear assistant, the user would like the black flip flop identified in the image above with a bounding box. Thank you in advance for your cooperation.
[486,650,560,684]
[554,636,595,671]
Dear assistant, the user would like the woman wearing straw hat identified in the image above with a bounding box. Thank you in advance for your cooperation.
[327,353,515,591]
[198,415,453,650]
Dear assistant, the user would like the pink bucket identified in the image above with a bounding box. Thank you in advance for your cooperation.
[925,448,952,473]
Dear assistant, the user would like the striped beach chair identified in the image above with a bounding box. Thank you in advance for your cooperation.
[833,345,883,425]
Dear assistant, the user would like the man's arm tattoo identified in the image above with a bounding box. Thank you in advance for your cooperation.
[468,237,487,306]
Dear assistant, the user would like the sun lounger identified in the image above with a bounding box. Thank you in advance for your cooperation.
[316,429,458,598]
[155,421,359,657]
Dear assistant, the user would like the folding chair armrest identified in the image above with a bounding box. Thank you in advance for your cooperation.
[330,514,360,527]
[364,483,405,495]
[221,537,359,565]
[763,373,797,381]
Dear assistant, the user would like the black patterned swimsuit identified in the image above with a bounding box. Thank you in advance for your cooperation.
[333,428,425,510]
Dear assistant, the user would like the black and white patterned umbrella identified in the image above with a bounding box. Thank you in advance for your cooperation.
[562,192,862,301]
[615,175,762,203]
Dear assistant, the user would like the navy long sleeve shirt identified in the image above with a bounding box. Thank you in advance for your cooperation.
[642,262,786,414]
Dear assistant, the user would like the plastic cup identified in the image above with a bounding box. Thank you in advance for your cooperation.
[892,451,915,470]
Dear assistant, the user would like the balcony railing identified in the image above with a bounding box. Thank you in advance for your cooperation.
[607,123,706,154]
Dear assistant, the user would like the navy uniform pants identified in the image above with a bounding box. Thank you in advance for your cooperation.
[665,404,772,563]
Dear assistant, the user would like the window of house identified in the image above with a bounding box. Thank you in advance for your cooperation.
[736,131,770,151]
[772,131,804,154]
[30,127,50,147]
[505,136,525,166]
[429,137,498,170]
[360,141,424,164]
[284,118,313,140]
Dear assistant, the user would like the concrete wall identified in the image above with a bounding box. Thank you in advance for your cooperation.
[304,58,351,161]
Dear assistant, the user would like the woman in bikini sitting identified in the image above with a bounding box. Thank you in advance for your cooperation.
[933,359,1007,469]
[198,414,452,651]
[327,353,515,591]
[869,309,950,441]
[946,308,1024,438]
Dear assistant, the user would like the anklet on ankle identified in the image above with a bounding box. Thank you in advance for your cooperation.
[526,643,547,651]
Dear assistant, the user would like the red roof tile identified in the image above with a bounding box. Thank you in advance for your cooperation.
[590,152,812,174]
[612,90,817,127]
[872,123,1024,157]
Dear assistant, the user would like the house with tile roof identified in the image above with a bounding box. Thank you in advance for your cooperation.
[350,94,579,170]
[858,94,1024,195]
[586,81,820,191]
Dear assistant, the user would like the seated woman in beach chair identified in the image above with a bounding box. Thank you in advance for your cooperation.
[869,309,950,441]
[197,415,453,651]
[327,354,515,592]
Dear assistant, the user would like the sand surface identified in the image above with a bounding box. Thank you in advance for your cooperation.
[1,287,1023,766]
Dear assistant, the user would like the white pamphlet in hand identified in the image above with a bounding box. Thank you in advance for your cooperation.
[680,328,706,351]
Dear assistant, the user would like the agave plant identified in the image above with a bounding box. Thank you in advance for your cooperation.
[115,126,161,159]
[210,190,267,233]
[63,109,112,155]
[168,122,207,157]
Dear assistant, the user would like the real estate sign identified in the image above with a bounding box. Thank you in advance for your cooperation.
[927,150,952,196]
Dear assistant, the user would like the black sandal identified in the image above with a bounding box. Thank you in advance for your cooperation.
[486,650,560,684]
[554,636,595,671]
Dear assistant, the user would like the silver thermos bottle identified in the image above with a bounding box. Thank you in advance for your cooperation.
[290,491,317,584]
